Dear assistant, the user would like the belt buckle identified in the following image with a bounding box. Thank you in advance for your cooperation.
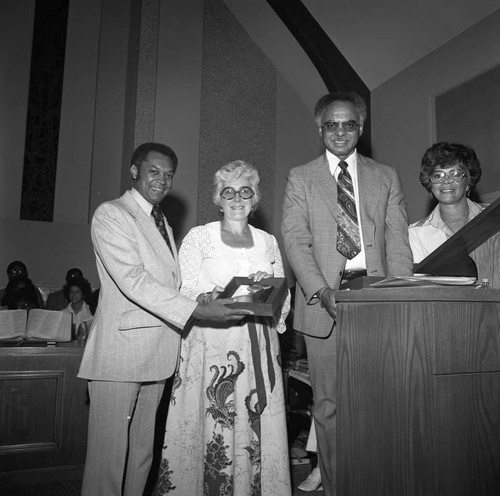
[342,269,367,282]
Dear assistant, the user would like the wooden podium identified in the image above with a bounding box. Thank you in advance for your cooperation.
[336,286,500,496]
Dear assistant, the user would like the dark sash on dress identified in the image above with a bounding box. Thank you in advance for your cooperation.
[248,317,276,414]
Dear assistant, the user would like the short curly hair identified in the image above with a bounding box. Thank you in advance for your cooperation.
[212,160,261,210]
[419,142,482,192]
[63,278,93,305]
[130,142,178,173]
[314,91,368,127]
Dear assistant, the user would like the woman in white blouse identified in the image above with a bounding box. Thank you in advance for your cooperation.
[63,279,93,334]
[154,160,291,496]
[409,142,499,287]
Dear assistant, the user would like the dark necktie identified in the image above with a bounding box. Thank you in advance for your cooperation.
[336,161,361,259]
[151,205,173,255]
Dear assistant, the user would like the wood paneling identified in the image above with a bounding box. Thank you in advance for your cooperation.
[0,344,88,485]
[337,288,500,495]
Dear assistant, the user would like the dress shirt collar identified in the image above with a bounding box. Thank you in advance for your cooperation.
[131,187,157,217]
[424,198,483,234]
[326,149,358,179]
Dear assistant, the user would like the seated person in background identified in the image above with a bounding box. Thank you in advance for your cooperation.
[75,289,99,341]
[0,261,44,308]
[62,279,93,335]
[91,287,100,311]
[1,276,42,310]
[46,268,92,310]
[409,142,500,287]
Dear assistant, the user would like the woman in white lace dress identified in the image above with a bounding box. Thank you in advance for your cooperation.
[154,161,291,496]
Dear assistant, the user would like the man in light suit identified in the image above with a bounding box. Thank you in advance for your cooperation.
[282,92,413,496]
[78,143,251,496]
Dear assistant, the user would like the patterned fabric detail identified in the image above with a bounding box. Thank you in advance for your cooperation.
[337,161,361,259]
[151,205,173,254]
[154,458,176,494]
[204,432,233,495]
[177,224,217,300]
[206,351,245,429]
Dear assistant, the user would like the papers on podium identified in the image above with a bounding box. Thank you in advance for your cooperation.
[368,275,477,288]
[0,309,72,342]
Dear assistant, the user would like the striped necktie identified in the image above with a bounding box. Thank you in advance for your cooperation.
[336,160,361,259]
[151,205,173,255]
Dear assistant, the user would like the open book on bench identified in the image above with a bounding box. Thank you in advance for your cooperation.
[0,309,72,342]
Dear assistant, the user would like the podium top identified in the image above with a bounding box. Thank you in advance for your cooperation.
[336,285,500,303]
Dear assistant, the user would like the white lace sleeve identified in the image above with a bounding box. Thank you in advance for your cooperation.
[270,235,290,334]
[178,226,205,300]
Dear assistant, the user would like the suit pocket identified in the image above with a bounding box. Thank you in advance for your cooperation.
[118,308,162,331]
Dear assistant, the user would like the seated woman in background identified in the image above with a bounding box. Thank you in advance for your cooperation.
[154,160,291,496]
[75,289,99,341]
[409,142,500,287]
[62,279,93,335]
[1,276,41,310]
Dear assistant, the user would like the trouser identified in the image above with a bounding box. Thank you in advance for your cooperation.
[304,331,336,496]
[81,379,165,496]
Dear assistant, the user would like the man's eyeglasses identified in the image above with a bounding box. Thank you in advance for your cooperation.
[220,186,255,200]
[429,169,466,184]
[321,120,360,133]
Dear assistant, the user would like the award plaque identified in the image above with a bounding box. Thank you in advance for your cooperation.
[218,277,288,318]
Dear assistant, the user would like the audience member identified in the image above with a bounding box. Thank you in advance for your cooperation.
[1,276,41,310]
[62,279,94,336]
[281,91,413,496]
[46,268,92,310]
[75,288,99,341]
[409,142,500,287]
[0,261,44,308]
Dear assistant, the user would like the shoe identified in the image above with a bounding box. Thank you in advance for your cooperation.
[297,466,323,492]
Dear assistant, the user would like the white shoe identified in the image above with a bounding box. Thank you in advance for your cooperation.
[297,466,323,492]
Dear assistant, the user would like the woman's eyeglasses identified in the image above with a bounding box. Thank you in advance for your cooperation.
[220,186,255,200]
[429,169,465,184]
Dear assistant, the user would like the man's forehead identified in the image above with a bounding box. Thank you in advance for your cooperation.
[324,101,357,115]
[144,152,174,168]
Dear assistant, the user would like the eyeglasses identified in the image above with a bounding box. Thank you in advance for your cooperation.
[321,120,360,133]
[220,186,255,200]
[429,169,466,184]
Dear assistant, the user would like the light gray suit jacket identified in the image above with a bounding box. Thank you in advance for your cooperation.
[78,190,197,382]
[282,153,413,338]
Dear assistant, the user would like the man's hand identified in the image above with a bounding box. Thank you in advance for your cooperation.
[320,287,337,320]
[196,286,224,304]
[192,298,253,322]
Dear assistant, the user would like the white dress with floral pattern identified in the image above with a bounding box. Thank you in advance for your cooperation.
[154,221,291,496]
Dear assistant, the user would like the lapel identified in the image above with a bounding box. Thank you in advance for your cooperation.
[357,154,381,224]
[120,191,178,265]
[310,154,340,223]
[309,152,382,228]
